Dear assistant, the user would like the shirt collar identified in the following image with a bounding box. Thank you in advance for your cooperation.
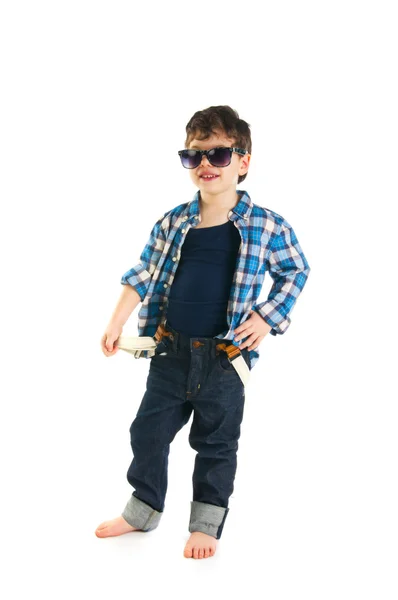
[187,189,253,223]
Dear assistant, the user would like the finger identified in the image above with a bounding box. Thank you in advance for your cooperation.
[243,334,260,350]
[248,335,264,351]
[239,328,255,342]
[234,324,251,339]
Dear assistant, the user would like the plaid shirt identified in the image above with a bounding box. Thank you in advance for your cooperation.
[121,189,311,369]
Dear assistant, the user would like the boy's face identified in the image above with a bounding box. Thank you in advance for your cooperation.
[187,130,250,196]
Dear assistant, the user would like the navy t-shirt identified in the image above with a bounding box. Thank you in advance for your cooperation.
[166,220,241,337]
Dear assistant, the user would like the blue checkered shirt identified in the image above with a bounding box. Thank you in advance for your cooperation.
[120,189,311,369]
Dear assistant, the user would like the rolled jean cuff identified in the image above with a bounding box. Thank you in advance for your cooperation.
[188,501,229,540]
[122,494,162,532]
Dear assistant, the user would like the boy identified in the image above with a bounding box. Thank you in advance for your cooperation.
[95,105,311,559]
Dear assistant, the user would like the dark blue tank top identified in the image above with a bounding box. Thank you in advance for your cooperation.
[166,219,241,337]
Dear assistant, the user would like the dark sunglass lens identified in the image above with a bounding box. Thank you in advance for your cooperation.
[209,147,232,167]
[180,150,201,169]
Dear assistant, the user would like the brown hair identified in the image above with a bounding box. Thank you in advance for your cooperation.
[184,105,252,184]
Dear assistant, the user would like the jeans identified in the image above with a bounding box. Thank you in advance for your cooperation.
[121,320,251,540]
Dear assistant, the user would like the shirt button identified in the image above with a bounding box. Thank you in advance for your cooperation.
[172,257,176,261]
[183,216,188,221]
[182,229,186,233]
[159,306,163,310]
[163,283,168,288]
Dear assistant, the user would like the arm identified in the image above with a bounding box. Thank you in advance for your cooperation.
[253,219,311,336]
[108,284,142,329]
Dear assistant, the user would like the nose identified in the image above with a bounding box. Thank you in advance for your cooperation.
[200,153,210,164]
[199,153,212,168]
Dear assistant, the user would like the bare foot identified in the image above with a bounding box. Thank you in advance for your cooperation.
[95,516,140,538]
[183,531,218,559]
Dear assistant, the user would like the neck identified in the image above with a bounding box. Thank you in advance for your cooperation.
[199,188,240,213]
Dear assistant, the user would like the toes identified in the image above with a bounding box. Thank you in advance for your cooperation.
[183,545,193,558]
[184,537,216,559]
[95,527,107,537]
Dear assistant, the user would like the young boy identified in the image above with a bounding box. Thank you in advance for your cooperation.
[95,105,311,559]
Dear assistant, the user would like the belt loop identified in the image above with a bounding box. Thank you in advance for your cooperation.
[165,320,178,354]
[169,327,176,353]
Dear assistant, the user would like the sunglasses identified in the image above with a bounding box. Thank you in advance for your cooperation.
[178,146,248,169]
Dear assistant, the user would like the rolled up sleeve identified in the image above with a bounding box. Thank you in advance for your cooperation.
[120,213,169,302]
[253,219,311,336]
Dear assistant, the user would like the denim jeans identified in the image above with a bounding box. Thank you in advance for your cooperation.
[121,320,251,540]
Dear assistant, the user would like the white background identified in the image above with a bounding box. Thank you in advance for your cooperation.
[1,1,397,598]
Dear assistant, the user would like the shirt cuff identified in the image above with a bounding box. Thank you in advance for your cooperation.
[121,263,152,302]
[253,303,292,336]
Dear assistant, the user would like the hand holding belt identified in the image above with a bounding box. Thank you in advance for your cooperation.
[115,323,174,358]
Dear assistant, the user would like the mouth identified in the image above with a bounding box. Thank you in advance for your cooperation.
[199,175,220,181]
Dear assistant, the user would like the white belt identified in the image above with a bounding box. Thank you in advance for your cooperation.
[116,331,250,388]
[117,335,157,357]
